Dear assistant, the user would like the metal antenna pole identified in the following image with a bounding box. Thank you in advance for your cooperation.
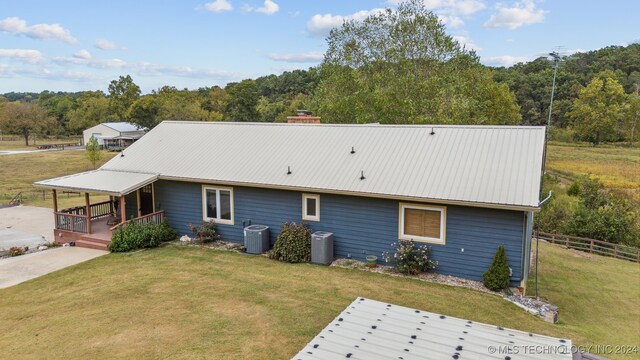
[535,51,560,300]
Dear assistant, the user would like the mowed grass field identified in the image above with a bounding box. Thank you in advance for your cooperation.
[0,150,116,208]
[0,244,638,359]
[546,142,640,200]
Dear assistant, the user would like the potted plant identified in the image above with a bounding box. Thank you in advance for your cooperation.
[366,255,378,268]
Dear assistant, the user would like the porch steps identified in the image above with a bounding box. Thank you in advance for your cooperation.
[76,236,111,251]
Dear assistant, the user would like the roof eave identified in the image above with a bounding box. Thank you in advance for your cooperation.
[158,175,541,212]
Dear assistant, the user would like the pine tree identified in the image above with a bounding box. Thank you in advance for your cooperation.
[483,245,511,291]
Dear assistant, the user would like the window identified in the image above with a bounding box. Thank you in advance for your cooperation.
[202,186,234,225]
[399,203,446,244]
[302,194,320,221]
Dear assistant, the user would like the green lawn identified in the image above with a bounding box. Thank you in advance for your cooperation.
[1,244,638,359]
[527,241,640,357]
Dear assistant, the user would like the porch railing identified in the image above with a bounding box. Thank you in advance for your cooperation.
[110,210,165,232]
[55,212,88,233]
[89,200,113,219]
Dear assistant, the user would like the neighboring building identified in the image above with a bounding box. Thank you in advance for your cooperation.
[35,121,545,288]
[83,122,146,150]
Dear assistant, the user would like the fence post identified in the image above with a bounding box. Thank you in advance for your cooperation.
[590,240,593,253]
[614,244,618,258]
[565,236,569,247]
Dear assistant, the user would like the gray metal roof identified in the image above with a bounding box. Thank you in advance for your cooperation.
[33,169,158,196]
[99,121,545,210]
[102,122,146,133]
[294,298,572,360]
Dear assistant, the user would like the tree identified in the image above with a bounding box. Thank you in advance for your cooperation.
[0,102,55,145]
[569,71,627,145]
[108,75,141,119]
[482,246,511,291]
[622,93,639,146]
[313,0,521,124]
[67,91,111,133]
[86,135,102,169]
[225,79,260,121]
[127,95,160,129]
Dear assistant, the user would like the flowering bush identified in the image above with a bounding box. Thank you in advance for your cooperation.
[188,220,221,243]
[383,240,437,275]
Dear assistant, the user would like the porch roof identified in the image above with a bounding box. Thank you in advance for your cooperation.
[34,169,158,196]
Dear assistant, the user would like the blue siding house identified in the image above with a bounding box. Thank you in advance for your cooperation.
[35,121,546,288]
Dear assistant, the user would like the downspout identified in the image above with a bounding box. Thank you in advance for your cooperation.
[535,190,552,299]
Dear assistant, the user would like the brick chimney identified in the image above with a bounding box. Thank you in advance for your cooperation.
[287,110,321,124]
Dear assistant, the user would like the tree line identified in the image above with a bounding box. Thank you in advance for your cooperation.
[0,0,638,147]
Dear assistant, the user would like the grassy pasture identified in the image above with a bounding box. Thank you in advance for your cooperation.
[0,150,116,208]
[546,142,640,200]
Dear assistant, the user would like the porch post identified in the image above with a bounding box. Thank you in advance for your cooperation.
[120,195,126,224]
[85,193,92,234]
[52,189,58,229]
[52,189,58,213]
[109,196,114,216]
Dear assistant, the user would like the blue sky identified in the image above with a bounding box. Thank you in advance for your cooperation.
[0,0,637,93]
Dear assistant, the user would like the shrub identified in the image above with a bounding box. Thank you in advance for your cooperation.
[483,245,511,291]
[269,222,311,263]
[8,247,25,257]
[566,181,581,197]
[109,220,177,252]
[383,240,436,275]
[188,220,220,243]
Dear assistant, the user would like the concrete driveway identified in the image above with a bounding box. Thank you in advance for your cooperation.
[0,246,107,289]
[0,206,54,251]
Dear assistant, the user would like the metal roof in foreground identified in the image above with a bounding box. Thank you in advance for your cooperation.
[294,298,572,360]
[99,122,546,211]
[34,169,158,196]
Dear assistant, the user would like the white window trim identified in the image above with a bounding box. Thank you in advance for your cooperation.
[202,185,234,225]
[302,193,320,222]
[398,203,446,245]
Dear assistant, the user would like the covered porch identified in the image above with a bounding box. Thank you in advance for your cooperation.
[35,169,162,250]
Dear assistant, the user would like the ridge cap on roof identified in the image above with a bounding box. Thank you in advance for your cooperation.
[159,120,545,130]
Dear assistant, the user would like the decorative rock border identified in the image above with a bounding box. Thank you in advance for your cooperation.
[331,258,559,323]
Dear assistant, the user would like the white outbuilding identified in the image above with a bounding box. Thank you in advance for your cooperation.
[82,122,146,150]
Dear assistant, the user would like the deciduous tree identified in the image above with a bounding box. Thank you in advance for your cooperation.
[108,75,141,119]
[0,102,55,145]
[225,80,260,121]
[67,91,111,133]
[569,71,627,145]
[86,135,102,169]
[313,0,521,124]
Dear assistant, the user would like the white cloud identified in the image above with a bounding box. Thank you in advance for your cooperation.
[266,51,324,63]
[307,8,386,37]
[134,62,237,79]
[421,0,486,15]
[484,0,545,30]
[0,17,77,44]
[452,35,481,51]
[94,38,120,50]
[0,49,44,64]
[242,1,280,15]
[388,0,486,27]
[438,15,464,28]
[53,56,127,69]
[255,0,279,15]
[73,49,92,60]
[205,0,232,12]
[483,55,529,67]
